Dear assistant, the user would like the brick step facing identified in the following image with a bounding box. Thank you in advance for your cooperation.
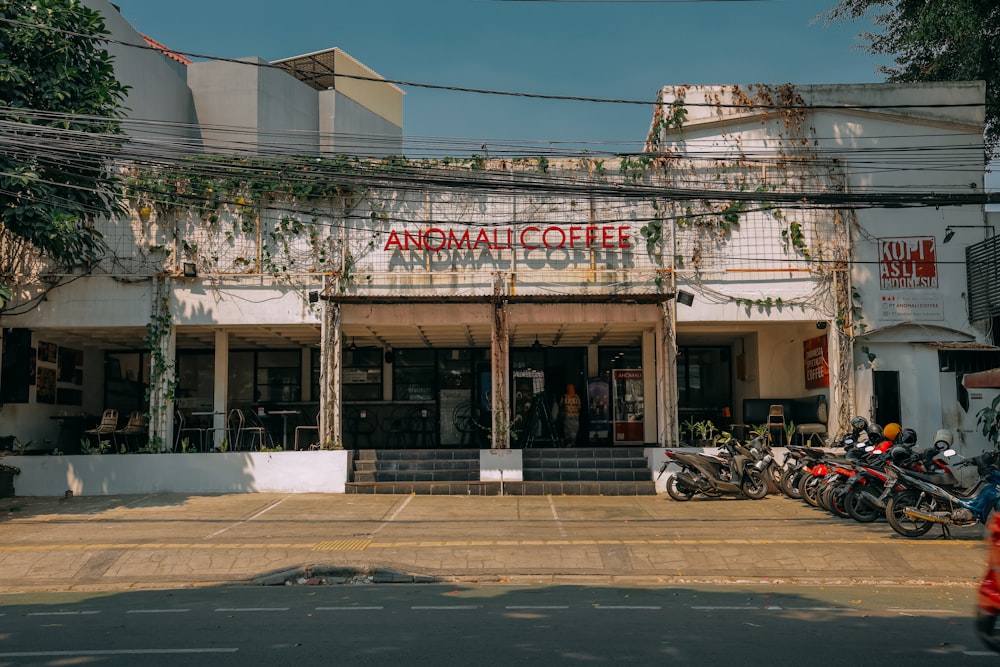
[346,448,655,495]
[343,481,655,496]
[354,459,479,472]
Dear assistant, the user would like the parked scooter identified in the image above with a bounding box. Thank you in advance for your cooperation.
[883,446,1000,538]
[660,437,770,501]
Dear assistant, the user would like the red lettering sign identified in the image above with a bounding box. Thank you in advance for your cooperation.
[878,236,938,290]
[383,225,632,252]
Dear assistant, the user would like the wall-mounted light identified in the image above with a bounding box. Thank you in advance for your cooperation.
[182,262,197,278]
[676,290,695,307]
[942,225,996,244]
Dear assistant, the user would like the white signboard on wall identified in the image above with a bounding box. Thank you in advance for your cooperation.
[879,294,944,321]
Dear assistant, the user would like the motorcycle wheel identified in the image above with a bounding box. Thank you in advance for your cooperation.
[780,468,803,500]
[975,609,1000,654]
[666,475,695,502]
[799,474,822,507]
[885,489,935,538]
[816,482,836,513]
[741,468,769,500]
[764,463,782,495]
[843,485,881,523]
[828,485,851,518]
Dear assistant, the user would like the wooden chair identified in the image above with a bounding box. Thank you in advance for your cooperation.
[114,411,149,452]
[85,409,119,451]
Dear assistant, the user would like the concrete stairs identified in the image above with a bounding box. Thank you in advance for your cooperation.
[345,447,655,496]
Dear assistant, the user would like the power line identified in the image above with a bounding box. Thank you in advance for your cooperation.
[0,15,988,114]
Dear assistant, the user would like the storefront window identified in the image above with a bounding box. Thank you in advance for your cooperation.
[256,350,301,403]
[394,349,435,401]
[105,351,150,415]
[343,347,382,402]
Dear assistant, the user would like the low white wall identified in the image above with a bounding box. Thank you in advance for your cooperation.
[3,451,350,497]
[479,449,523,482]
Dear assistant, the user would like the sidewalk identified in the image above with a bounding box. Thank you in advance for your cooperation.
[0,492,987,592]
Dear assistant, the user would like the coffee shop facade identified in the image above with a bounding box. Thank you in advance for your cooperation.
[0,1,996,462]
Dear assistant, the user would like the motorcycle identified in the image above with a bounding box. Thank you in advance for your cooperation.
[660,437,771,501]
[847,430,959,523]
[976,509,1000,653]
[883,449,1000,538]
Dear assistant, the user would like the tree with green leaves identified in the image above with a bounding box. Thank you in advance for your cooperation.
[0,0,128,308]
[824,0,999,161]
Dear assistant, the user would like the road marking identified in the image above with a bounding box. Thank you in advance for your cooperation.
[0,537,983,553]
[594,605,662,610]
[0,649,237,657]
[204,496,290,539]
[411,605,479,610]
[126,609,190,614]
[27,611,100,616]
[693,606,761,611]
[370,495,413,537]
[891,608,960,615]
[214,607,289,613]
[316,606,384,611]
[506,606,570,610]
[548,496,568,538]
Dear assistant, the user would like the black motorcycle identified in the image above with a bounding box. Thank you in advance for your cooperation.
[660,438,770,501]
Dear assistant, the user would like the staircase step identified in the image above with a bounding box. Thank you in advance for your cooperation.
[355,459,479,472]
[355,449,480,461]
[354,470,481,483]
[503,481,657,496]
[522,469,651,482]
[345,481,501,495]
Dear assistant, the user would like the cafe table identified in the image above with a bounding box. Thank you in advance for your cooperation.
[267,410,301,450]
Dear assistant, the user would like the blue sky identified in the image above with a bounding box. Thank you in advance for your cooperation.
[110,0,892,155]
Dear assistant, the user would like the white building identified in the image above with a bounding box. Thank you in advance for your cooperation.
[1,2,996,494]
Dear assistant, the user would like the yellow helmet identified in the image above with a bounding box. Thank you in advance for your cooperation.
[883,422,901,442]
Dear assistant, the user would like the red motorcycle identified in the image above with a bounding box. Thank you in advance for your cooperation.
[977,509,1000,653]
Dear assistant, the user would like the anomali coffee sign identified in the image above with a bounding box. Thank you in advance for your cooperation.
[879,236,938,290]
[383,225,633,252]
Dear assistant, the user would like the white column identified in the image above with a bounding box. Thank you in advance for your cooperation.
[212,330,229,449]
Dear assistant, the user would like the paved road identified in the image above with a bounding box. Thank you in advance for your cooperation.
[0,493,988,592]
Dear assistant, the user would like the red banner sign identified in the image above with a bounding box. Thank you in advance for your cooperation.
[804,335,829,389]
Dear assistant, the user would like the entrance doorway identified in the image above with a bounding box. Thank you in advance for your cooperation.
[509,346,588,447]
[872,370,901,427]
[677,345,733,439]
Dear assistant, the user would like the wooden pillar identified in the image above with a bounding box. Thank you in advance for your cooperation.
[657,301,679,446]
[491,298,510,449]
[319,300,342,448]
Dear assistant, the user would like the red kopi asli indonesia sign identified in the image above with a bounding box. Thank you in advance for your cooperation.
[878,236,938,290]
